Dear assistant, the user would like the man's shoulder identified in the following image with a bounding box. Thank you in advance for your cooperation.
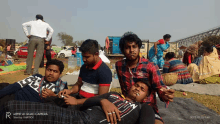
[31,74,43,78]
[98,62,111,72]
[115,59,125,66]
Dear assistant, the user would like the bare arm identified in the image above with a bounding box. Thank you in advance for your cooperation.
[70,79,83,94]
[98,86,110,95]
[58,78,83,97]
[154,41,160,54]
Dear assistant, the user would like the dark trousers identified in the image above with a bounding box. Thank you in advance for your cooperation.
[26,36,44,74]
[40,44,51,67]
[1,100,155,124]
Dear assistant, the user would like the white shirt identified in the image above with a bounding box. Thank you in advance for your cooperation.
[22,19,54,41]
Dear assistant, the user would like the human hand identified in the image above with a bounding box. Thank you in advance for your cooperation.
[160,87,175,102]
[42,88,56,98]
[63,94,77,105]
[100,99,121,124]
[155,50,158,55]
[27,35,31,39]
[58,89,72,98]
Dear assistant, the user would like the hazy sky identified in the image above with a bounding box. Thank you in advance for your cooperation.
[0,0,220,46]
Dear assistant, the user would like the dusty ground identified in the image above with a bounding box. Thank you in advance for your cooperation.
[0,58,219,115]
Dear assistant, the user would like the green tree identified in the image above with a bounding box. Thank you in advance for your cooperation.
[74,40,84,47]
[57,32,75,46]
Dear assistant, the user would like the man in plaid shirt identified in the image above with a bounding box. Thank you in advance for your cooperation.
[115,32,175,124]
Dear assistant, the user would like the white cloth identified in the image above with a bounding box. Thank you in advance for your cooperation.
[99,50,110,63]
[22,19,54,41]
[178,50,184,57]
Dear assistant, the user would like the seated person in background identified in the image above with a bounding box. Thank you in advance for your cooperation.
[148,34,171,69]
[58,39,112,105]
[163,52,193,84]
[215,44,220,59]
[1,79,155,124]
[0,59,68,107]
[183,41,203,66]
[188,45,220,83]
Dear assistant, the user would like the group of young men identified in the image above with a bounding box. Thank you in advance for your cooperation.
[0,14,175,124]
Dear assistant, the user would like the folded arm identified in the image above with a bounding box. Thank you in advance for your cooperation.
[45,25,54,41]
[22,21,32,36]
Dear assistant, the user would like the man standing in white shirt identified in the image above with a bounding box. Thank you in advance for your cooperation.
[22,14,54,75]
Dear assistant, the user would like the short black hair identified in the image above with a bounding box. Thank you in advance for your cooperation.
[204,45,213,53]
[135,78,152,96]
[119,32,142,54]
[36,14,43,20]
[46,59,64,74]
[165,52,175,60]
[163,34,171,40]
[100,47,104,51]
[79,39,99,54]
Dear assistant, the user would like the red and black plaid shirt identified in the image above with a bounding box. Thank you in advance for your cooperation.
[115,57,167,113]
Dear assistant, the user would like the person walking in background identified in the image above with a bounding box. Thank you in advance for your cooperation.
[22,14,54,75]
[40,30,52,68]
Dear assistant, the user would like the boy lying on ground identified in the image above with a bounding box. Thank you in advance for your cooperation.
[1,78,155,124]
[0,59,68,107]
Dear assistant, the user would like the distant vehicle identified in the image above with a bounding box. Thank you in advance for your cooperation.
[57,47,80,58]
[105,36,124,59]
[15,45,56,58]
[57,47,73,58]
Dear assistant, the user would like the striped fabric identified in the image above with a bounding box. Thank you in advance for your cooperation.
[115,57,167,120]
[163,58,193,84]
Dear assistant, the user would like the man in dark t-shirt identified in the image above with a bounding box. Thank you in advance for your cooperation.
[58,39,112,104]
[1,79,155,124]
[0,59,68,107]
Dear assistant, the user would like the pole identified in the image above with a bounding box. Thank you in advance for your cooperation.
[147,40,150,59]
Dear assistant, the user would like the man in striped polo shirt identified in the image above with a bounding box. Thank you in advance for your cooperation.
[59,39,112,105]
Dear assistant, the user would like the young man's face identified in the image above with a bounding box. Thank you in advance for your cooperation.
[45,65,61,82]
[82,52,98,67]
[123,41,140,61]
[165,38,170,42]
[128,81,149,102]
